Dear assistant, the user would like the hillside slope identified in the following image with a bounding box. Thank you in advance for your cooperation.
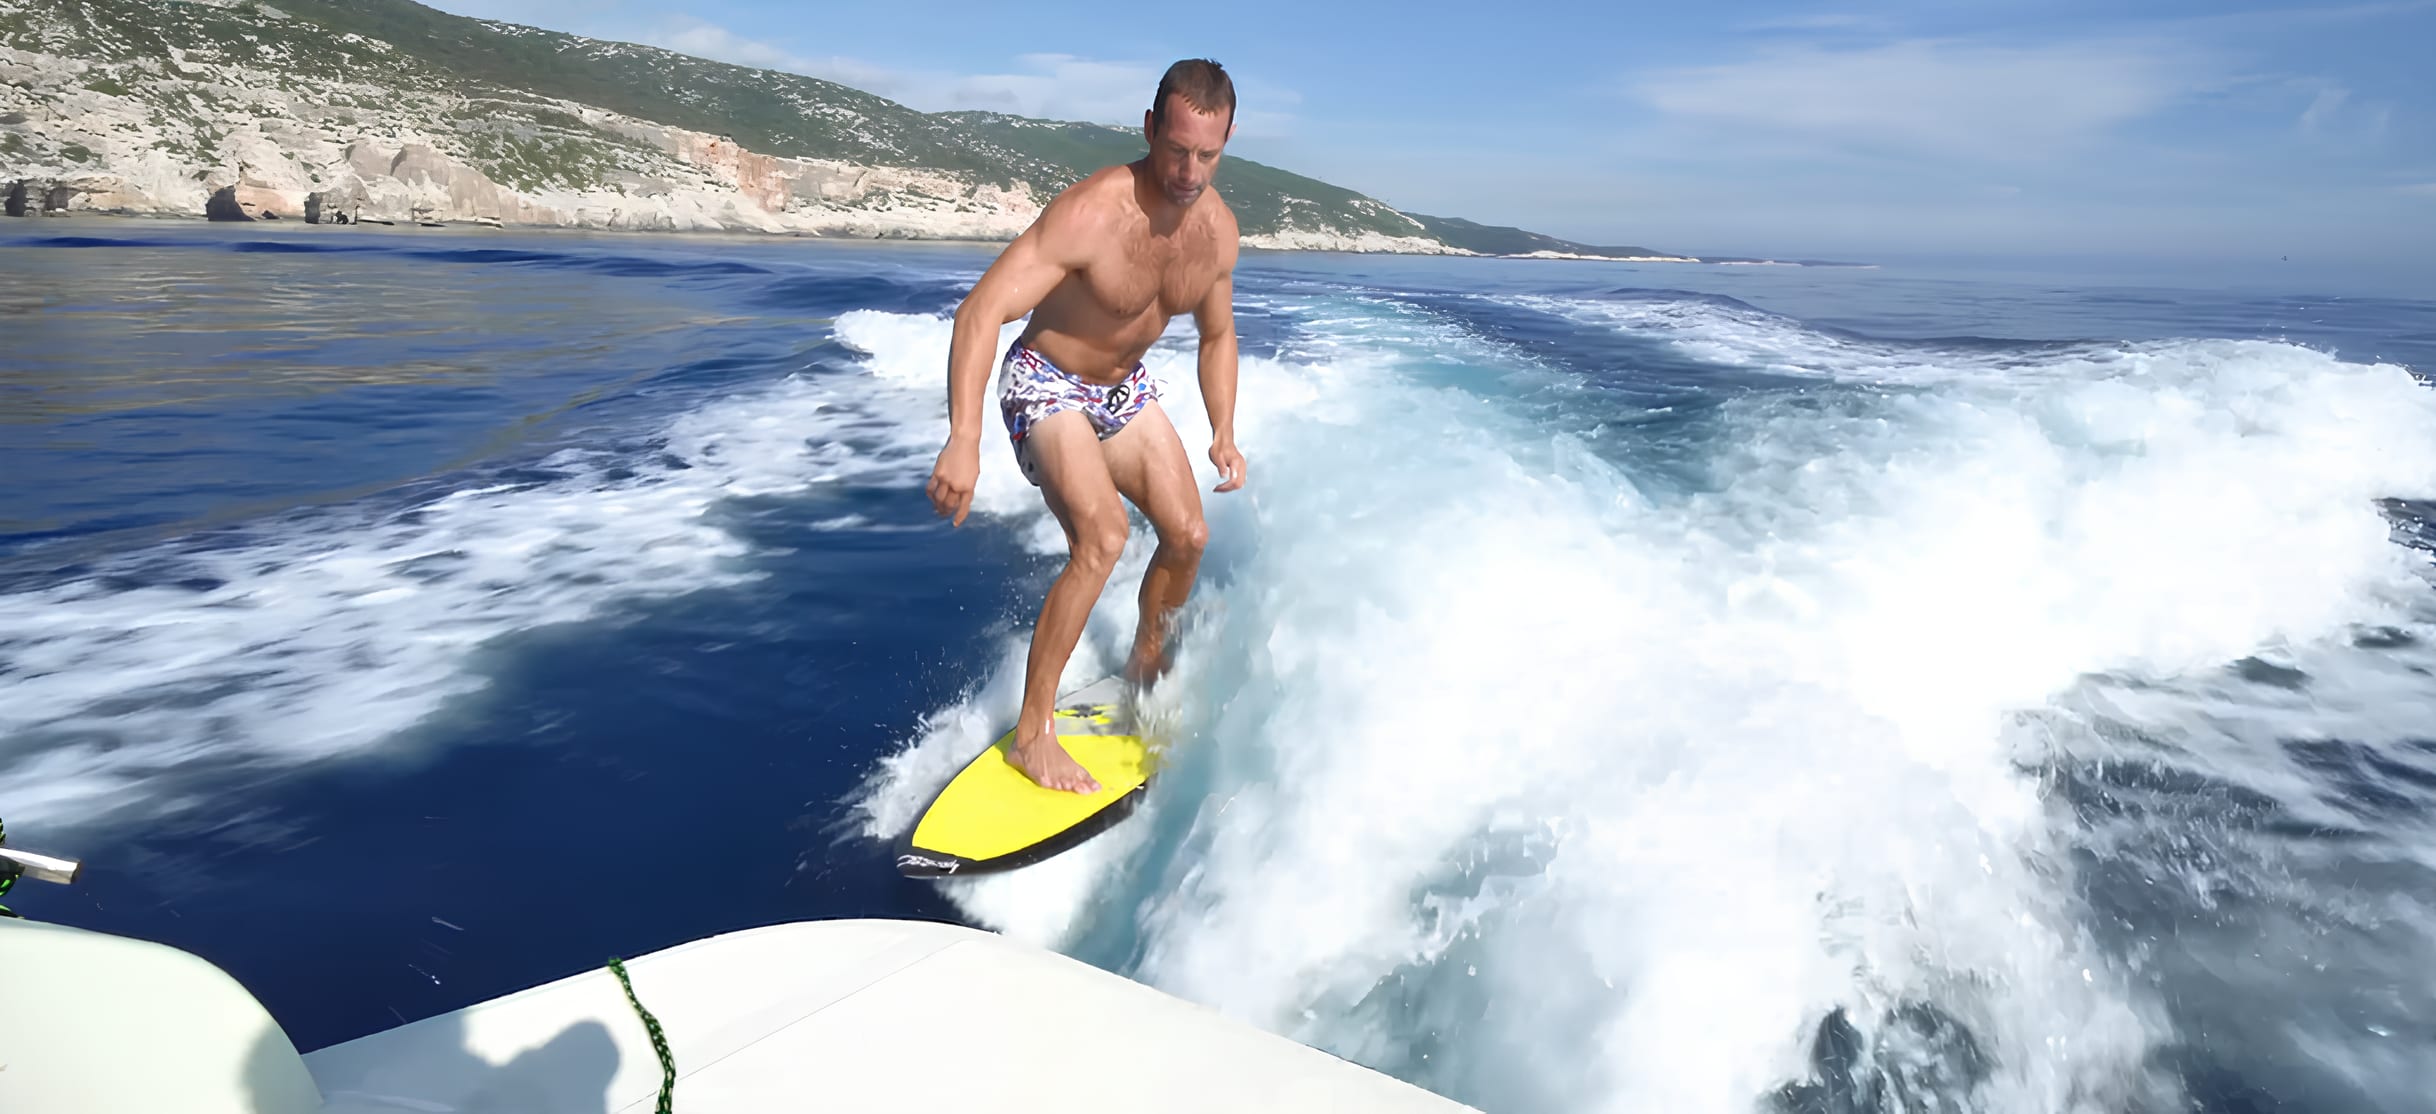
[0,0,1691,258]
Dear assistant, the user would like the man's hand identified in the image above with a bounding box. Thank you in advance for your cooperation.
[1210,438,1246,493]
[928,437,981,525]
[1192,241,1243,496]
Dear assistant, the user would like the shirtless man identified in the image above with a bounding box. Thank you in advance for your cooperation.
[924,59,1246,794]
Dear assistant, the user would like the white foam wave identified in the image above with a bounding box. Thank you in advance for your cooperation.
[1515,293,2127,385]
[855,294,2436,1113]
[0,340,960,831]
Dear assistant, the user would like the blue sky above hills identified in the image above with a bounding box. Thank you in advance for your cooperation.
[429,0,2436,264]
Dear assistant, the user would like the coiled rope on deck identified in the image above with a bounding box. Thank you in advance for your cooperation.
[608,955,676,1114]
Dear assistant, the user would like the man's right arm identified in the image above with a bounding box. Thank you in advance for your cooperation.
[928,187,1096,526]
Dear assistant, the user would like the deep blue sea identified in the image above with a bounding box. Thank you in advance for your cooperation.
[5,222,2435,1114]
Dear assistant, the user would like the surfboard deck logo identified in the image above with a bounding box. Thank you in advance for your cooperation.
[896,675,1154,877]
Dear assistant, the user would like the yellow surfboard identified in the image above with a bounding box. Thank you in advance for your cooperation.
[896,675,1154,877]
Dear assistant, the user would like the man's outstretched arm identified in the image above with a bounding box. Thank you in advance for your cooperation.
[928,194,1096,525]
[1193,263,1245,492]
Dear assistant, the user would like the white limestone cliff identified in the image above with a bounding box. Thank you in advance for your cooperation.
[0,41,1055,237]
[0,39,1460,253]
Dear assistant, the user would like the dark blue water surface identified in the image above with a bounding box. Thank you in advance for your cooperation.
[4,220,2435,1113]
[2,225,1028,1041]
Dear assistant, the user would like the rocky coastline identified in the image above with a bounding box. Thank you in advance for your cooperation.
[0,0,1773,262]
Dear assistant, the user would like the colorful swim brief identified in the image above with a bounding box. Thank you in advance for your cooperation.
[997,339,1159,486]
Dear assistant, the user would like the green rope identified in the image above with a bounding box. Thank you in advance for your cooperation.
[0,817,17,919]
[0,862,14,918]
[608,956,675,1114]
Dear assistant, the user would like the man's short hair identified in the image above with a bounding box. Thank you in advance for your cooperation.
[1151,58,1235,134]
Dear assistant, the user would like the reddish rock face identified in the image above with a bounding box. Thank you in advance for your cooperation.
[234,182,304,220]
[204,182,305,221]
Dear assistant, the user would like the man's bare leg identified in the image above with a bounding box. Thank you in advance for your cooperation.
[1009,411,1123,794]
[1104,401,1209,688]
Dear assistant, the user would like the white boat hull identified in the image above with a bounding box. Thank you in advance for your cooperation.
[2,915,1476,1113]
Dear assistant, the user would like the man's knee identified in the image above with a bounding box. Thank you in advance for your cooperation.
[1070,514,1128,574]
[1163,513,1208,559]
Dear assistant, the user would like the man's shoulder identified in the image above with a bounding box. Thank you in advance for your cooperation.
[1208,195,1240,245]
[1198,193,1240,265]
[1201,191,1240,235]
[1049,165,1137,212]
[1037,166,1132,234]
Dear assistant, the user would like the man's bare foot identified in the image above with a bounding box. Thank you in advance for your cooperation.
[1123,644,1171,689]
[1007,732,1101,794]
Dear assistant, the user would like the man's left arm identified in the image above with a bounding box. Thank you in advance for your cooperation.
[1194,265,1245,492]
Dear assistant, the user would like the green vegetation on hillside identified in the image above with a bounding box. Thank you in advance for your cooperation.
[261,0,1073,189]
[1,0,1700,256]
[1,0,444,85]
[938,111,1428,241]
[1408,213,1673,258]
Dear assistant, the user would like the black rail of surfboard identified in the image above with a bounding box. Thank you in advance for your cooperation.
[893,781,1150,878]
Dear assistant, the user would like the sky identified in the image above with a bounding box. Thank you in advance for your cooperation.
[422,0,2436,265]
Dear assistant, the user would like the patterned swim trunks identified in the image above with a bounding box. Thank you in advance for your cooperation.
[997,339,1160,486]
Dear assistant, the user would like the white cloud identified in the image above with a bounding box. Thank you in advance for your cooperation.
[428,4,1294,133]
[1633,38,2207,162]
[870,52,1297,136]
[634,18,898,96]
[937,53,1162,123]
[652,20,795,72]
[630,19,1291,135]
[1734,12,1896,33]
[2166,0,2436,34]
[2299,84,2351,133]
[2286,79,2394,145]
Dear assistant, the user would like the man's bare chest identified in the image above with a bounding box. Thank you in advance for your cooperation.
[1081,235,1211,320]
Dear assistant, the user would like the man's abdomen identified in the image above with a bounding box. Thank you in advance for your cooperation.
[1021,285,1166,385]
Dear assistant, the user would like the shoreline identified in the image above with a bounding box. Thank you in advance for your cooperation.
[1,209,1872,267]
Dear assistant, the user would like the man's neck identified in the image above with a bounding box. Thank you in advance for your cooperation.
[1128,159,1187,234]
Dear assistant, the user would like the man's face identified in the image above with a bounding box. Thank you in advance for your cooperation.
[1144,94,1231,209]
